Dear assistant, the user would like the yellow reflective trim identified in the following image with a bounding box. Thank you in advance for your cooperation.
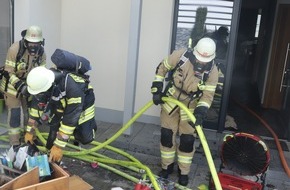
[54,138,67,148]
[26,125,33,132]
[198,82,206,90]
[177,155,193,164]
[9,75,20,86]
[67,97,81,104]
[163,58,172,70]
[56,109,64,113]
[5,60,16,67]
[17,62,27,71]
[180,108,194,121]
[8,127,22,134]
[162,101,177,113]
[181,115,188,121]
[60,99,66,108]
[160,150,176,159]
[29,108,42,117]
[168,86,176,96]
[79,105,95,124]
[204,85,216,92]
[0,82,17,96]
[151,87,158,93]
[197,101,210,108]
[69,74,85,83]
[59,122,75,135]
[153,75,164,82]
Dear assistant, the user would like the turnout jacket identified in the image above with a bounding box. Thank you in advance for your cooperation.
[0,41,46,97]
[154,48,219,109]
[28,71,95,148]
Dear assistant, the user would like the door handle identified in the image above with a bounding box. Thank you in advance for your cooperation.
[280,43,290,92]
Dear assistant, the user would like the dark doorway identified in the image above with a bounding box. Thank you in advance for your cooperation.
[227,0,290,140]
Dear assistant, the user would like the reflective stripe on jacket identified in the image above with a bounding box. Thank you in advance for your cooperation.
[0,41,46,97]
[154,48,218,109]
[28,72,95,148]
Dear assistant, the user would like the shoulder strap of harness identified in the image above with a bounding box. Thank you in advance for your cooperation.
[201,59,215,82]
[16,40,26,65]
[165,49,192,82]
[164,50,215,102]
[16,40,45,71]
[175,50,192,71]
[60,70,90,96]
[34,46,44,66]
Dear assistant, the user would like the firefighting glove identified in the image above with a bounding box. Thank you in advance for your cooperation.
[193,106,208,126]
[24,119,37,144]
[14,80,29,96]
[151,81,165,105]
[24,132,35,144]
[49,145,63,162]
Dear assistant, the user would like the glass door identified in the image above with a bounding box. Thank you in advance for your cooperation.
[171,0,239,131]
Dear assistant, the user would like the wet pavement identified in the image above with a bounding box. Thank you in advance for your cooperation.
[1,118,290,190]
[62,121,290,190]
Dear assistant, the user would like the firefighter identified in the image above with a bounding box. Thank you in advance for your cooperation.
[24,66,97,162]
[207,26,229,61]
[151,37,218,186]
[0,25,46,149]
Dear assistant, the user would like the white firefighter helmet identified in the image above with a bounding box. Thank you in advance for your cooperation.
[24,25,43,43]
[193,37,216,62]
[27,67,55,95]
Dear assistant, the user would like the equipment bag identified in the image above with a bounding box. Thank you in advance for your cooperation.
[51,49,91,74]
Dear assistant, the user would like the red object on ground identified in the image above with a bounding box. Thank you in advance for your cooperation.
[90,162,98,168]
[134,183,151,190]
[213,173,263,190]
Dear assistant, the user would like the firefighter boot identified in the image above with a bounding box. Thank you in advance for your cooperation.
[178,167,188,186]
[158,163,174,179]
[178,175,188,186]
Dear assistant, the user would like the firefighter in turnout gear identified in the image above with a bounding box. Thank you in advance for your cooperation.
[151,37,218,186]
[0,25,46,148]
[24,66,97,162]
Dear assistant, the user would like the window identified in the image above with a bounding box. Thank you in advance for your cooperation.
[171,0,235,130]
[173,0,233,50]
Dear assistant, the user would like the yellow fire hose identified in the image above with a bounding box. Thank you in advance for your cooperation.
[0,97,221,190]
[162,97,222,190]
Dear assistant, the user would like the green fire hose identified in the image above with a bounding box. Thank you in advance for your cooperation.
[0,97,221,190]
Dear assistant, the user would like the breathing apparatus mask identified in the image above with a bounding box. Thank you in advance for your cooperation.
[188,52,210,73]
[193,61,208,73]
[35,91,51,110]
[24,40,42,56]
[34,86,54,123]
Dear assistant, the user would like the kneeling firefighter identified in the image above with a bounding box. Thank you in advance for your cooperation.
[151,37,218,186]
[24,66,97,162]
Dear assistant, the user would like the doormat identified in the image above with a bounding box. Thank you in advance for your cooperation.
[264,139,289,152]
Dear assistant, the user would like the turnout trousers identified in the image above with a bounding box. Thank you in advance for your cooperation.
[160,98,197,175]
[4,94,29,146]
